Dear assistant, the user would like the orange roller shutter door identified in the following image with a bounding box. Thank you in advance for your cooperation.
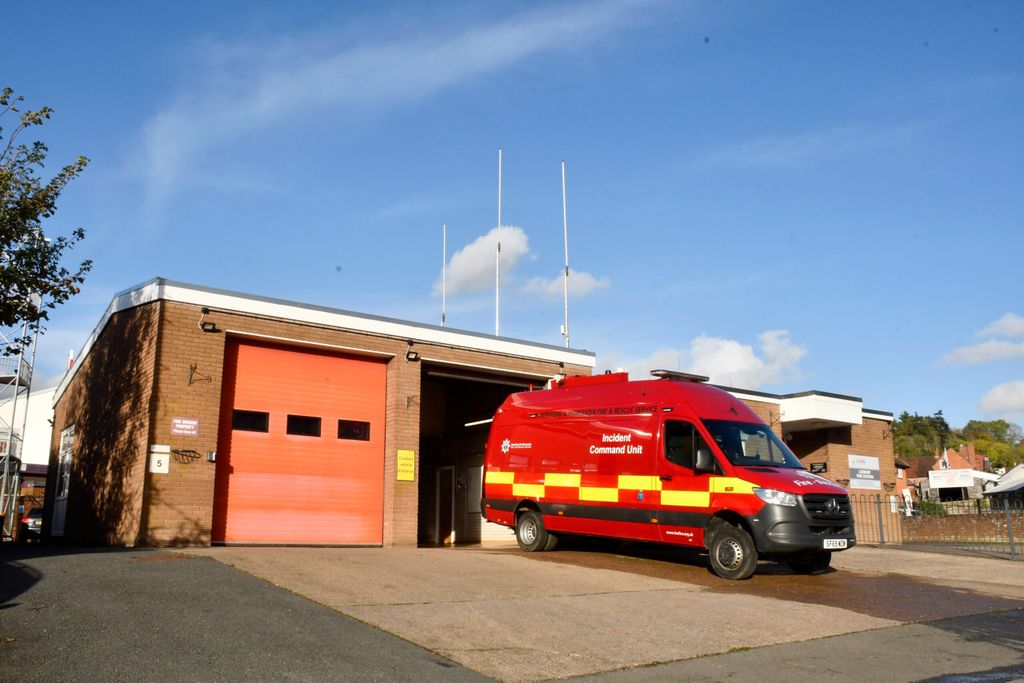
[213,340,387,544]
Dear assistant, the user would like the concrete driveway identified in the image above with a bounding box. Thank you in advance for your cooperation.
[180,543,1024,681]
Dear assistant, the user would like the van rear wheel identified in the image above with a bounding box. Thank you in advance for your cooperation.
[708,522,758,580]
[516,510,554,552]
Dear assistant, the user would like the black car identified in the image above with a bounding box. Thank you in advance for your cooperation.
[19,508,42,542]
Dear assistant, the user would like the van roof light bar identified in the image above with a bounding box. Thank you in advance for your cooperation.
[650,369,709,383]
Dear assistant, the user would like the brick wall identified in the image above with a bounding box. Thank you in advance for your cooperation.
[774,418,896,494]
[788,429,830,470]
[47,302,161,545]
[138,301,225,544]
[385,350,421,546]
[836,418,896,492]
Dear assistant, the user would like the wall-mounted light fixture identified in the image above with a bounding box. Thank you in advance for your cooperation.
[198,306,218,333]
[405,341,419,362]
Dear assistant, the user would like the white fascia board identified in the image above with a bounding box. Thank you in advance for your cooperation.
[159,280,595,365]
[862,411,894,423]
[780,393,862,426]
[725,390,782,406]
[54,278,596,403]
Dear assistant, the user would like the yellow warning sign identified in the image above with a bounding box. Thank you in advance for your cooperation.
[397,450,416,482]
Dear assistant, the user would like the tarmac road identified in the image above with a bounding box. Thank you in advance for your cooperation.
[570,609,1024,683]
[3,541,1023,682]
[0,545,486,682]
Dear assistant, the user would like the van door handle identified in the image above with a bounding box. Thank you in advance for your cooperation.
[659,475,672,482]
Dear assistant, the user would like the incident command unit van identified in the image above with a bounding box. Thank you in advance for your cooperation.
[481,370,855,579]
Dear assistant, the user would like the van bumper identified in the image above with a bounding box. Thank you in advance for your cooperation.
[747,504,856,555]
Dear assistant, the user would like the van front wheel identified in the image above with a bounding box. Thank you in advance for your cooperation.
[708,523,758,580]
[516,510,553,552]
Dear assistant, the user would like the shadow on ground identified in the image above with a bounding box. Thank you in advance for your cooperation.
[485,535,1024,623]
[0,543,161,607]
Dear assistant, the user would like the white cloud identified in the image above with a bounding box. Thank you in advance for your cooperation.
[522,269,610,299]
[977,313,1024,339]
[614,348,689,379]
[940,313,1024,364]
[940,340,1024,365]
[606,330,806,390]
[758,329,807,371]
[440,226,530,295]
[138,0,658,208]
[979,381,1024,419]
[690,330,806,388]
[701,122,920,168]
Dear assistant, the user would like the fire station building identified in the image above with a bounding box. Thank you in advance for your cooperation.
[44,277,893,547]
[44,278,594,547]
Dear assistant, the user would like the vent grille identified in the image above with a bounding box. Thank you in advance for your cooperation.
[802,494,851,521]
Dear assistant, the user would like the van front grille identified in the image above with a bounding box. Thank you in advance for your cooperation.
[802,494,851,521]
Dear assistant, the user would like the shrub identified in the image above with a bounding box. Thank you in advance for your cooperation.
[918,499,947,516]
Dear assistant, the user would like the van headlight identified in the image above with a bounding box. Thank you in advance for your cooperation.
[753,488,798,507]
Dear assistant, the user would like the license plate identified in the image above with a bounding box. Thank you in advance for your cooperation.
[823,539,848,549]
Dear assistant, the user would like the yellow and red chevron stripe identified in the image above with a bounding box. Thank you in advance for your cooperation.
[484,470,755,508]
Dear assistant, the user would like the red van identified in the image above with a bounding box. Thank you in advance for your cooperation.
[481,371,855,579]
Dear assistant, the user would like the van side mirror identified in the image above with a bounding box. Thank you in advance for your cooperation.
[695,447,715,473]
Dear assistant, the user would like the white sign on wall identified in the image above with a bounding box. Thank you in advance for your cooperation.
[928,469,974,489]
[171,417,199,436]
[149,444,170,474]
[848,454,881,490]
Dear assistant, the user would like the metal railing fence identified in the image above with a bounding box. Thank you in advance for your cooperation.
[849,494,1022,561]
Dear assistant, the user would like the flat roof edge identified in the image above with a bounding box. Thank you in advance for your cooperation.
[717,383,893,422]
[54,277,596,404]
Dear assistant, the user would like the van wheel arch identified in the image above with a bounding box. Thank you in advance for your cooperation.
[704,512,751,549]
[516,500,541,515]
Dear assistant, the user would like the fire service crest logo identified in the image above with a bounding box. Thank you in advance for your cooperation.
[501,438,531,454]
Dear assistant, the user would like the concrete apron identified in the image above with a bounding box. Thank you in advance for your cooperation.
[182,545,895,682]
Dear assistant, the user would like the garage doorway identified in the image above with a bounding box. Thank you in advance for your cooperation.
[436,466,455,545]
[417,365,540,546]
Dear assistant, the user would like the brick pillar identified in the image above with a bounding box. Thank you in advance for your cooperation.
[383,354,422,546]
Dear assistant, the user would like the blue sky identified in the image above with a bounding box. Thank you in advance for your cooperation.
[5,1,1022,428]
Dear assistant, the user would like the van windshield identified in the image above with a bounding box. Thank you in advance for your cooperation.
[702,420,804,469]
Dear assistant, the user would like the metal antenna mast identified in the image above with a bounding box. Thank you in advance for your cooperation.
[561,160,570,349]
[495,147,502,336]
[441,223,447,327]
